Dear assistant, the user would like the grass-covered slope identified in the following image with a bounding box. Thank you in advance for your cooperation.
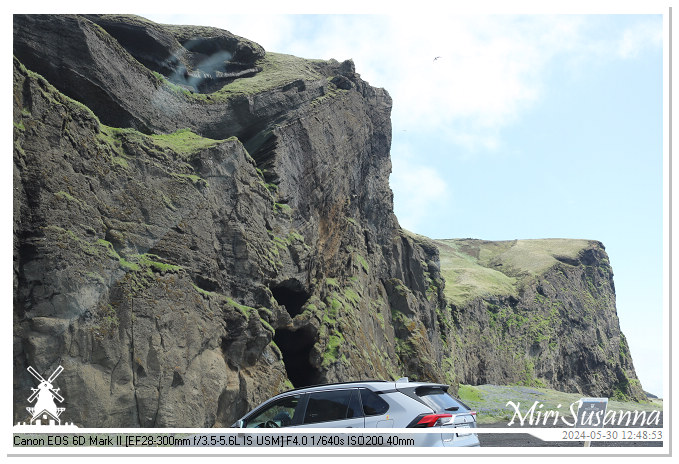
[435,238,592,307]
[432,238,646,402]
[212,53,326,98]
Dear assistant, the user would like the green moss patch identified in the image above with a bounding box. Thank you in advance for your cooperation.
[150,128,225,155]
[93,240,180,275]
[322,332,345,368]
[354,253,370,273]
[111,156,129,169]
[213,52,324,98]
[170,172,208,187]
[135,253,181,273]
[54,190,84,207]
[99,125,227,162]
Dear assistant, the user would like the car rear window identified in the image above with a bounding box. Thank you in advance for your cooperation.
[415,386,468,412]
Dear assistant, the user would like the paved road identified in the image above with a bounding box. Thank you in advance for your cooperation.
[479,414,663,447]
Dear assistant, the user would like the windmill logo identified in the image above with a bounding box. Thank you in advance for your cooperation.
[15,365,75,427]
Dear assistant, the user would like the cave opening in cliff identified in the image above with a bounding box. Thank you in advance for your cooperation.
[274,326,320,388]
[270,280,310,318]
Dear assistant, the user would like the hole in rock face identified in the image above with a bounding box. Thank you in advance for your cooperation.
[274,326,319,388]
[194,275,218,293]
[270,280,310,318]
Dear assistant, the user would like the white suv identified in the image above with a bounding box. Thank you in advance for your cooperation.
[231,378,480,447]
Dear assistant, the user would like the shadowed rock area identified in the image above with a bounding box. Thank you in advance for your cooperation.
[13,14,645,427]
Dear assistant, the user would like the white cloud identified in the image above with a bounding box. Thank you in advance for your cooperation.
[143,13,661,159]
[389,147,451,232]
[616,19,663,59]
[193,15,593,154]
[143,14,300,52]
[144,15,661,156]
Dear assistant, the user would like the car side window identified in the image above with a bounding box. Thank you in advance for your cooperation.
[303,389,358,424]
[360,388,389,416]
[244,394,301,428]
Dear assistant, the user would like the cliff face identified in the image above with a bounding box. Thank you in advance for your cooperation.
[13,14,644,427]
[13,14,447,427]
[433,239,645,401]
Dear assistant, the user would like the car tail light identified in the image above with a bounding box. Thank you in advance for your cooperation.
[408,413,453,428]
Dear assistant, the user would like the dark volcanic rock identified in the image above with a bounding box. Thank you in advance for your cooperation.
[82,14,265,93]
[13,14,645,427]
[13,15,446,427]
[13,58,289,426]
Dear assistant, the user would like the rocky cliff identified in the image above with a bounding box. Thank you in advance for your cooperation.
[432,238,644,401]
[13,14,644,427]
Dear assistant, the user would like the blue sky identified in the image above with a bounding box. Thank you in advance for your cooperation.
[142,12,665,397]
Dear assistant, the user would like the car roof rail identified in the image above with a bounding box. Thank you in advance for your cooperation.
[280,379,390,394]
